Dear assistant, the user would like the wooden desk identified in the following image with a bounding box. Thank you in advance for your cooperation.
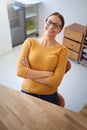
[0,84,87,130]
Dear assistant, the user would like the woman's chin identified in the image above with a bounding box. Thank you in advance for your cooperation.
[45,31,53,36]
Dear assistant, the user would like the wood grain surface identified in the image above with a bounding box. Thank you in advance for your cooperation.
[0,84,87,130]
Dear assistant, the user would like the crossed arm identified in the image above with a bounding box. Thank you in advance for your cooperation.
[21,57,53,85]
[19,54,71,87]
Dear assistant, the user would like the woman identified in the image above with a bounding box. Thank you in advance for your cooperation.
[16,12,68,105]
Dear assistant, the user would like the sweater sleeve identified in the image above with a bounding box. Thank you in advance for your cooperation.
[48,47,68,87]
[16,38,31,78]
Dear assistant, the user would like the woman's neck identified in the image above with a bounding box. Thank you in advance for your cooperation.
[40,34,56,47]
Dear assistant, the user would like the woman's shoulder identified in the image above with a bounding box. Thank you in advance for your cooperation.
[24,38,39,46]
[56,41,67,48]
[60,44,68,52]
[25,37,37,42]
[55,41,68,53]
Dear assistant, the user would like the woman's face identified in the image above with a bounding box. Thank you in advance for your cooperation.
[44,15,62,37]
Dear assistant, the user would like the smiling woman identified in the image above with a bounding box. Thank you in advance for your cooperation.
[16,12,69,106]
[45,12,64,29]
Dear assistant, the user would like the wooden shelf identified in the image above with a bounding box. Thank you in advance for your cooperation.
[80,34,87,67]
[63,23,87,67]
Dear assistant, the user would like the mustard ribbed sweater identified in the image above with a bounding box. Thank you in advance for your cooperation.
[16,38,68,95]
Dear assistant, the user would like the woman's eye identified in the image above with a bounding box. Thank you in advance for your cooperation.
[48,21,52,24]
[55,24,59,28]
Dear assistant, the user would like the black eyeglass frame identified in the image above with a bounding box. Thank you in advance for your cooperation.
[46,19,62,29]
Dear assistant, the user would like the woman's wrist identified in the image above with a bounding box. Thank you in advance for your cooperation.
[26,68,53,79]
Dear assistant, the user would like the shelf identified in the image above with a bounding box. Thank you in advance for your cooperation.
[83,40,87,46]
[80,60,87,67]
[14,1,40,38]
[83,44,87,47]
[63,23,87,67]
[15,0,41,7]
[26,13,37,19]
[26,29,37,35]
[25,3,39,37]
[79,31,87,67]
[63,23,86,62]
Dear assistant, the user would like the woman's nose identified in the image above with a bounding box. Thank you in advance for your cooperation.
[49,24,54,29]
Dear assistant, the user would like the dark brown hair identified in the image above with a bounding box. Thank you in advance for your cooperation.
[46,12,65,30]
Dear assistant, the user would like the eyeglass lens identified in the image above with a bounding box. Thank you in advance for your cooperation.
[46,20,61,29]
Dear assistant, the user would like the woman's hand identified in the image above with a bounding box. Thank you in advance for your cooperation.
[21,57,29,68]
[21,56,54,86]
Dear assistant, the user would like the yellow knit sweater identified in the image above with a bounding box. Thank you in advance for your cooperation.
[16,38,68,95]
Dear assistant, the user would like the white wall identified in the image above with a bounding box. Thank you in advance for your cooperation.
[0,0,12,56]
[38,0,87,43]
[38,0,87,112]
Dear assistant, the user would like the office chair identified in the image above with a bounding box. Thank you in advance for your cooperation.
[58,60,71,107]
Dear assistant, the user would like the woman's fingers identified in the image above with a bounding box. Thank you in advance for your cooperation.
[21,57,29,67]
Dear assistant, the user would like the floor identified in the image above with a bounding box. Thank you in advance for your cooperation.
[0,44,23,91]
[0,44,87,112]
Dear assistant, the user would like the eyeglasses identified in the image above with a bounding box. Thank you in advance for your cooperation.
[46,19,62,29]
